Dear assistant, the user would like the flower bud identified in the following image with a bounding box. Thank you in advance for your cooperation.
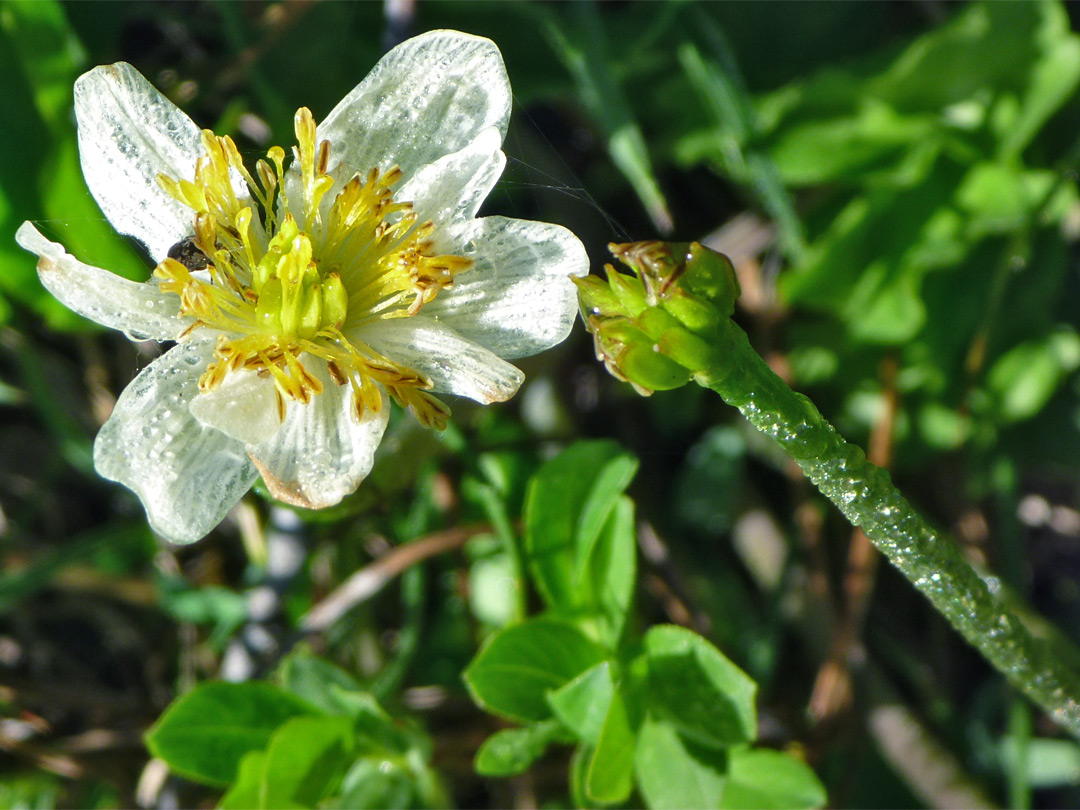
[574,241,740,395]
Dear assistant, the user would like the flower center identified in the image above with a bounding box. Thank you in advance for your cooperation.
[153,108,472,429]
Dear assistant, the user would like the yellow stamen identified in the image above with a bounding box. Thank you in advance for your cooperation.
[155,106,471,427]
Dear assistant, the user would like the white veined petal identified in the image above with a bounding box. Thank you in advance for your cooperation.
[15,222,190,341]
[93,338,258,545]
[75,62,202,261]
[247,358,389,509]
[189,368,282,445]
[396,128,505,224]
[318,30,511,181]
[424,216,589,359]
[352,317,524,404]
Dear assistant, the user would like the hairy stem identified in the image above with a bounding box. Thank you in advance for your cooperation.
[701,318,1080,736]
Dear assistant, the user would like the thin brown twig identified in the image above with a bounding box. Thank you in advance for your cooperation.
[0,732,85,780]
[299,524,487,634]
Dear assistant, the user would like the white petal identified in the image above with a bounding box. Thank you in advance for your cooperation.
[247,358,389,509]
[318,31,511,181]
[189,368,282,445]
[397,128,505,224]
[16,222,190,341]
[424,217,589,359]
[352,316,524,404]
[75,62,202,260]
[93,338,258,545]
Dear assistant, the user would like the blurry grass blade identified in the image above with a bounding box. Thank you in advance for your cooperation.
[540,2,673,233]
[678,37,805,260]
[1,0,86,134]
[0,23,51,326]
[1,0,145,330]
[0,522,149,613]
[999,27,1080,159]
[745,153,806,261]
[678,41,749,156]
[9,327,93,473]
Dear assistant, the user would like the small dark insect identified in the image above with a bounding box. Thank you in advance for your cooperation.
[167,236,209,272]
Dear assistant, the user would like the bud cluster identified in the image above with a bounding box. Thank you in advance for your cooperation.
[574,241,741,395]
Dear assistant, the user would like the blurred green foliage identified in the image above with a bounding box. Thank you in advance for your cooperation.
[4,0,1080,808]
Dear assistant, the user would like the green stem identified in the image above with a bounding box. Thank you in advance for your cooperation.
[700,318,1080,737]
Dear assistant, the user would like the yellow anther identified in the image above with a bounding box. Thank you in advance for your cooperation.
[154,106,474,422]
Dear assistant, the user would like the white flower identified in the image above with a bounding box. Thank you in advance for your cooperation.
[16,30,587,544]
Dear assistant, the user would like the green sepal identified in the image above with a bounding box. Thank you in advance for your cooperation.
[682,242,741,318]
[636,306,685,341]
[574,274,626,319]
[619,343,693,392]
[606,265,649,317]
[660,290,725,336]
[659,327,719,375]
[601,319,652,346]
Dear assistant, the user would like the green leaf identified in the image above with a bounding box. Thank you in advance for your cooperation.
[1,0,86,133]
[277,652,365,718]
[585,688,635,805]
[674,426,746,537]
[585,496,637,646]
[218,716,353,809]
[987,330,1080,423]
[547,661,616,746]
[261,716,353,808]
[781,157,968,345]
[767,101,936,187]
[333,759,415,810]
[720,748,826,810]
[218,752,276,810]
[474,719,567,777]
[0,0,146,331]
[278,654,415,757]
[569,743,594,810]
[464,618,610,723]
[158,582,247,650]
[871,3,1050,112]
[634,715,727,810]
[643,625,757,748]
[468,549,521,628]
[999,30,1080,158]
[145,681,319,787]
[524,440,638,642]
